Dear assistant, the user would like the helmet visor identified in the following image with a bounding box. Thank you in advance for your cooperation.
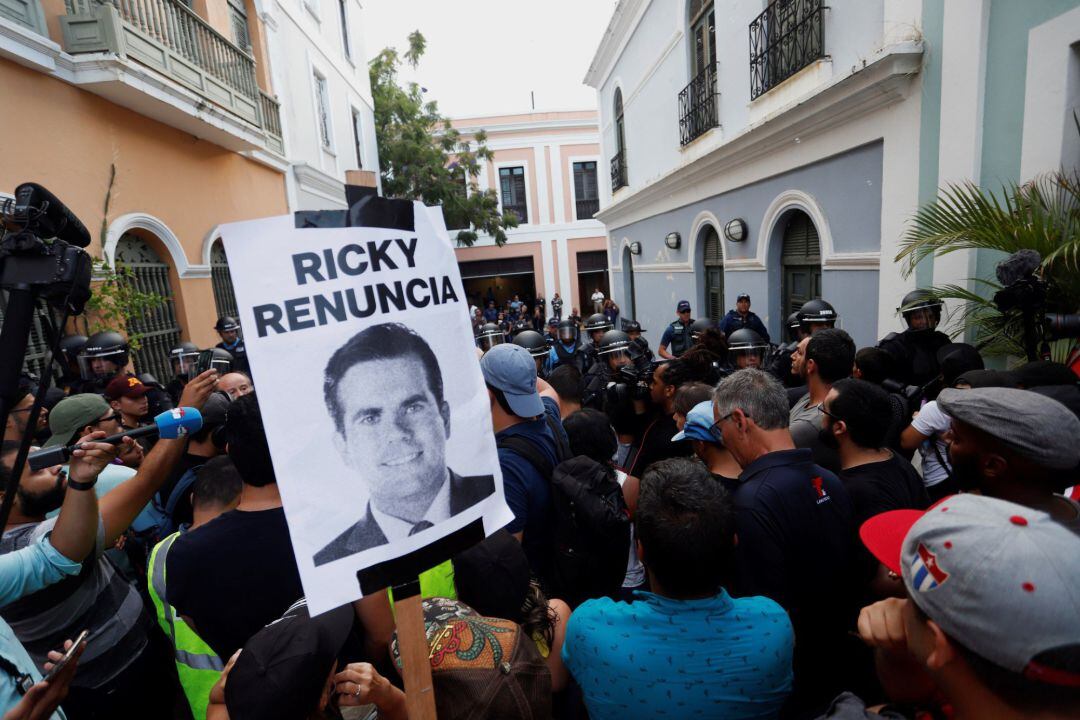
[77,351,124,381]
[558,326,578,344]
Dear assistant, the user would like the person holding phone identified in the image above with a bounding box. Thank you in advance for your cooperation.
[0,430,118,719]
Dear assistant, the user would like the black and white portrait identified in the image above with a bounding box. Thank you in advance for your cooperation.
[314,322,495,565]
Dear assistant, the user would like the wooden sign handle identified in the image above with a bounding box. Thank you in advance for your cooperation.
[393,579,437,719]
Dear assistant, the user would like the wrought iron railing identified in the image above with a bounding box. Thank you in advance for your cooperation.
[504,203,528,224]
[610,150,627,191]
[79,0,260,101]
[576,198,599,219]
[678,66,719,145]
[258,90,282,138]
[210,243,239,319]
[0,291,60,383]
[749,0,824,100]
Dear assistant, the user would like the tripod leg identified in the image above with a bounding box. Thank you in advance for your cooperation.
[0,287,41,529]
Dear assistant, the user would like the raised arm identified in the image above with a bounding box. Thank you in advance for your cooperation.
[48,433,116,562]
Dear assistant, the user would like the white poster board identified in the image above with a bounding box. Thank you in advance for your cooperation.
[219,202,512,614]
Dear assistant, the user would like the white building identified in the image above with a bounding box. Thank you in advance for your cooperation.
[256,0,380,209]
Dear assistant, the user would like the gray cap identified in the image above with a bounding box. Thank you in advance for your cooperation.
[936,387,1080,469]
[861,494,1080,685]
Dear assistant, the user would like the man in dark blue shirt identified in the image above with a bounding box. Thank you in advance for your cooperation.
[481,344,567,587]
[712,368,855,719]
[719,293,771,344]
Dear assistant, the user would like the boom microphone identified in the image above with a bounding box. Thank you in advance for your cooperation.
[28,407,203,471]
[9,183,92,248]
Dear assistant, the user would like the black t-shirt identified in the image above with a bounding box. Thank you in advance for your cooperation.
[166,506,304,660]
[626,412,691,477]
[839,452,930,528]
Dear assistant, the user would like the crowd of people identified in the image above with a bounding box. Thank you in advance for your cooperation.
[1,284,1078,720]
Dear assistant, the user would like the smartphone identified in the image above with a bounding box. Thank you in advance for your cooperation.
[42,630,89,682]
[194,349,215,375]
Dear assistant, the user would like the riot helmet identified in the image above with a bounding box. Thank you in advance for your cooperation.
[798,299,838,334]
[208,347,234,374]
[624,320,645,339]
[215,316,241,344]
[475,323,504,353]
[58,335,87,372]
[169,341,200,377]
[727,328,769,369]
[689,318,716,342]
[79,330,129,381]
[597,329,634,370]
[584,313,613,345]
[512,330,550,359]
[897,290,943,333]
[557,319,580,345]
[785,312,803,343]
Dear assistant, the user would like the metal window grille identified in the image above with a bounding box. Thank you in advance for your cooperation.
[679,65,719,145]
[351,108,363,168]
[314,73,331,148]
[0,291,60,382]
[749,0,825,100]
[211,241,239,319]
[610,150,627,192]
[115,235,181,383]
[499,167,528,224]
[612,89,627,190]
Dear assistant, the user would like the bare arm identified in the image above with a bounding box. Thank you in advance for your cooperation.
[899,424,930,452]
[536,377,560,411]
[657,344,674,359]
[353,589,395,665]
[49,434,115,562]
[546,599,572,693]
[100,370,217,546]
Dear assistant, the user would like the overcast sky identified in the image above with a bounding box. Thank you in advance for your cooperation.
[360,0,616,118]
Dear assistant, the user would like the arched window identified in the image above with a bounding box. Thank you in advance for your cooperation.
[211,240,239,319]
[702,225,724,321]
[622,244,636,321]
[611,88,627,190]
[780,210,822,318]
[115,234,181,383]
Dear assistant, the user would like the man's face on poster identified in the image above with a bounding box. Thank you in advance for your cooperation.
[331,356,451,514]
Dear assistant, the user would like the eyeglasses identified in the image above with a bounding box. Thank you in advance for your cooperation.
[708,411,745,441]
[93,413,122,425]
[819,406,842,423]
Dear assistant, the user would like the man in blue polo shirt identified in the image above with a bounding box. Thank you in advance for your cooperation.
[712,368,855,718]
[481,343,567,587]
[562,457,793,720]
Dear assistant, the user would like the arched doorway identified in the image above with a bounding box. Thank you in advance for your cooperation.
[780,210,821,319]
[211,240,239,319]
[622,245,636,321]
[701,225,724,321]
[116,234,181,382]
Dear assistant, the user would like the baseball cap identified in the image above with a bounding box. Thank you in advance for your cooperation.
[452,530,531,622]
[199,391,231,429]
[104,375,150,401]
[737,293,751,302]
[859,494,1080,686]
[676,300,691,312]
[225,598,354,720]
[937,387,1080,470]
[43,394,110,449]
[480,343,545,418]
[390,597,552,720]
[672,400,721,444]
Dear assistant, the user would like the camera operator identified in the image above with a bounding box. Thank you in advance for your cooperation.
[213,317,249,375]
[512,330,551,378]
[76,331,130,394]
[582,330,640,412]
[544,319,589,375]
[878,290,951,386]
[622,360,694,477]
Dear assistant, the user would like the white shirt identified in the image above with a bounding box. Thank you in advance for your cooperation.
[369,474,452,542]
[615,470,646,588]
[911,400,952,487]
[591,291,605,303]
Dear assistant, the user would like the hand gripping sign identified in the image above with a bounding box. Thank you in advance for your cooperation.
[219,198,512,616]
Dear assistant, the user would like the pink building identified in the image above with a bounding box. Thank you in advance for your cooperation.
[450,110,608,319]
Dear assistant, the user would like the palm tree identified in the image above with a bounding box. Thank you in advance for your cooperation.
[895,170,1080,361]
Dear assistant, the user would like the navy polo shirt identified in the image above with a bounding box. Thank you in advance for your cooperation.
[496,396,563,583]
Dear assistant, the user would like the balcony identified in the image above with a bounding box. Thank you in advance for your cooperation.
[678,66,719,145]
[575,197,599,219]
[58,0,283,156]
[610,150,627,192]
[749,0,825,100]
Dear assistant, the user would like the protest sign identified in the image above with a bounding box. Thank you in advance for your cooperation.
[219,202,513,615]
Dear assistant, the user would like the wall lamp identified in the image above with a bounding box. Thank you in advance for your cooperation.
[724,218,748,242]
[664,232,681,250]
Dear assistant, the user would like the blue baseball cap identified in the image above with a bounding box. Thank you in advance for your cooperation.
[480,344,545,418]
[676,300,691,312]
[672,400,721,444]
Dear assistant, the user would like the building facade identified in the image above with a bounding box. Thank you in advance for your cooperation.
[585,0,1080,350]
[450,111,610,318]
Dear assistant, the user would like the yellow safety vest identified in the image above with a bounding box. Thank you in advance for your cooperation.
[147,531,224,720]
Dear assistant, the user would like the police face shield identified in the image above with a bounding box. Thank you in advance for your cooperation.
[171,354,198,377]
[589,329,606,345]
[558,325,579,345]
[732,348,766,369]
[78,353,122,381]
[477,332,504,353]
[906,307,941,332]
[210,357,232,374]
[605,349,633,371]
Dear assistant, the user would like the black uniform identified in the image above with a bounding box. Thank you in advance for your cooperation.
[878,329,951,386]
[662,320,693,357]
[767,342,802,388]
[215,340,250,374]
[550,342,588,375]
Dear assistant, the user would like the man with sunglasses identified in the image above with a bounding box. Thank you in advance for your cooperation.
[712,368,855,717]
[658,300,694,359]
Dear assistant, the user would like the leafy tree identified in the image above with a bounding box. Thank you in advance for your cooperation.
[369,31,518,246]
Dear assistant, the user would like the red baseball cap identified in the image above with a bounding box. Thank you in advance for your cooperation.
[104,375,150,401]
[859,506,940,575]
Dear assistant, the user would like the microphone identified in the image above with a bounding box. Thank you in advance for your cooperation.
[29,407,203,471]
[10,182,92,248]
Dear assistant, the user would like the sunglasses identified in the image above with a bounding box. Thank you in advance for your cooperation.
[93,413,122,425]
[708,411,746,441]
[819,406,842,423]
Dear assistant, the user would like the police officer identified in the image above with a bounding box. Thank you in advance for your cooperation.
[688,317,716,344]
[545,319,588,375]
[475,322,504,353]
[728,328,769,369]
[543,317,560,345]
[582,329,639,411]
[77,330,130,393]
[719,293,771,343]
[512,330,550,378]
[583,313,613,369]
[878,290,951,386]
[207,348,234,375]
[797,299,839,335]
[767,312,809,387]
[166,341,200,404]
[659,300,694,359]
[624,320,654,363]
[57,334,88,395]
[214,316,249,374]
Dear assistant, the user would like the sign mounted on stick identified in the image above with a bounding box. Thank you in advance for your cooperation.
[220,200,512,615]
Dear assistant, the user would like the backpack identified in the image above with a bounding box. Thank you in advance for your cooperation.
[547,456,631,608]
